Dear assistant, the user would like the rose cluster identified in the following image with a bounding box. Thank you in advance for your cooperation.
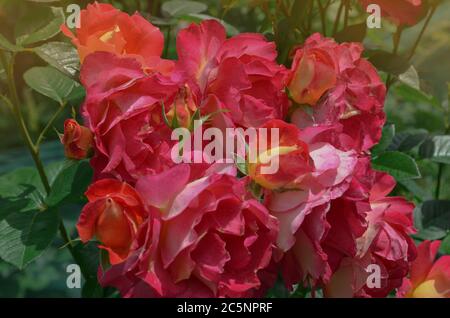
[60,3,449,298]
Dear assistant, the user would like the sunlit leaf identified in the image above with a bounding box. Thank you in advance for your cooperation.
[24,66,78,104]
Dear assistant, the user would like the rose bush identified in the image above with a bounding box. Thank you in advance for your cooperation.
[0,0,447,299]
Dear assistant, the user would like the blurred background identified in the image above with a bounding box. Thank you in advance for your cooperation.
[0,0,449,297]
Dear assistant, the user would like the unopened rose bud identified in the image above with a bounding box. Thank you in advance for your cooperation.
[61,119,93,160]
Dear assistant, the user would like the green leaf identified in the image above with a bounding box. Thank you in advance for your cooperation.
[82,278,104,298]
[335,23,367,43]
[421,200,450,232]
[413,204,447,240]
[34,42,80,77]
[367,50,410,75]
[398,65,420,91]
[46,160,93,208]
[288,0,309,29]
[419,136,450,164]
[394,84,441,109]
[0,33,22,52]
[162,0,207,17]
[72,241,100,279]
[0,168,46,220]
[16,7,65,46]
[371,123,395,156]
[440,234,450,255]
[398,179,432,202]
[387,129,428,152]
[232,153,247,176]
[372,151,421,180]
[23,66,78,104]
[266,276,290,298]
[0,207,59,269]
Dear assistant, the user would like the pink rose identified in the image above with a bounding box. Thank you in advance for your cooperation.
[260,125,358,285]
[290,34,386,152]
[323,159,417,297]
[98,164,279,297]
[80,52,179,183]
[175,20,289,129]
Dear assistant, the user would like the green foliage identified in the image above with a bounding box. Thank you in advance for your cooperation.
[371,124,395,156]
[419,136,450,164]
[23,66,79,104]
[161,0,207,18]
[0,207,59,269]
[15,6,64,46]
[372,151,421,181]
[0,168,58,269]
[46,160,92,208]
[414,200,450,240]
[34,42,80,77]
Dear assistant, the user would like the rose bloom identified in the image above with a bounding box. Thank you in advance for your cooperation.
[247,119,312,190]
[98,163,279,297]
[60,119,93,160]
[398,240,450,298]
[62,2,173,74]
[323,158,417,297]
[175,20,288,129]
[77,179,147,264]
[290,34,386,152]
[80,52,179,183]
[287,41,337,105]
[250,120,357,287]
[359,0,425,26]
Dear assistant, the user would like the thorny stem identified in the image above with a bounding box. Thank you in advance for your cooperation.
[386,5,438,91]
[385,27,404,91]
[407,5,437,61]
[316,0,327,35]
[36,101,67,148]
[163,25,171,58]
[332,0,345,36]
[0,50,76,255]
[435,126,450,199]
[343,0,350,28]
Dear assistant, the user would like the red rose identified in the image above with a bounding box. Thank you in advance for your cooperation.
[290,34,386,152]
[323,158,417,297]
[98,164,279,297]
[80,52,179,183]
[175,20,288,129]
[60,119,93,160]
[77,179,147,264]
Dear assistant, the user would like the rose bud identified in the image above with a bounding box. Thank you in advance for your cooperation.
[287,41,337,106]
[166,84,197,129]
[248,119,311,190]
[60,119,93,160]
[77,179,146,264]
